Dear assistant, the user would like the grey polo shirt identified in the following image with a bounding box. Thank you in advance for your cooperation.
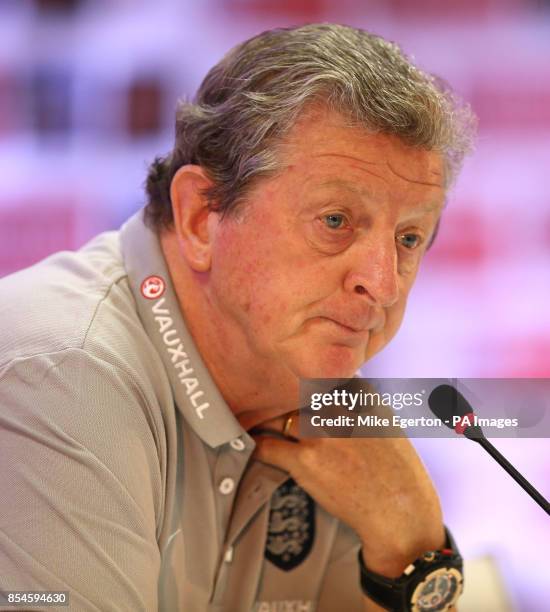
[0,210,364,612]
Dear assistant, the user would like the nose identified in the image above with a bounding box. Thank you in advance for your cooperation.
[343,233,400,308]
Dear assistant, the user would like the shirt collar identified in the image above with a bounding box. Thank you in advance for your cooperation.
[120,208,246,448]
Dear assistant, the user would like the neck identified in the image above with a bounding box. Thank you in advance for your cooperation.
[160,231,299,429]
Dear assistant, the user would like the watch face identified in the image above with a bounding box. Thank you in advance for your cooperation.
[410,567,463,611]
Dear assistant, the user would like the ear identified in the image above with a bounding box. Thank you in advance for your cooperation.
[170,165,219,272]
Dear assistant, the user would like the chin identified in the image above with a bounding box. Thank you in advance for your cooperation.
[287,344,362,380]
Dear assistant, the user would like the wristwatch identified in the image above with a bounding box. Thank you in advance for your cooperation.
[357,527,463,611]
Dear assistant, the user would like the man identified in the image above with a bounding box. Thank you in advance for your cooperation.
[0,24,475,611]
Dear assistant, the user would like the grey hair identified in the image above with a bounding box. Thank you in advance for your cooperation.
[144,23,476,231]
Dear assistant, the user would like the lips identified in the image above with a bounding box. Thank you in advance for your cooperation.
[323,318,365,333]
[317,315,380,334]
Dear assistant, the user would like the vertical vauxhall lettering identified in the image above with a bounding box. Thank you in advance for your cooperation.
[152,297,210,419]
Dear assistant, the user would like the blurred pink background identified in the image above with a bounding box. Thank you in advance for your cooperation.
[1,0,549,609]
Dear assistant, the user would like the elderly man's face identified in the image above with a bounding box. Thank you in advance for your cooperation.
[207,108,445,380]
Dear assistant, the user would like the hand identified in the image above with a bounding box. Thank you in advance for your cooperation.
[252,414,445,577]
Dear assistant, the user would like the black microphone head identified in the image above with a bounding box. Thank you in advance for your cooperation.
[428,384,471,422]
[428,384,484,439]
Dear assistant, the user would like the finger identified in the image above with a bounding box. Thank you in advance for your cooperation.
[250,410,302,441]
[252,435,301,472]
[281,410,301,440]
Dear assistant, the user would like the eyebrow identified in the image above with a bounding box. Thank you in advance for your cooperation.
[312,179,444,216]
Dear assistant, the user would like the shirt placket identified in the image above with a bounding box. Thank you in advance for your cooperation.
[210,461,290,610]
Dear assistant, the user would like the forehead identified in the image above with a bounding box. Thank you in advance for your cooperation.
[276,105,445,195]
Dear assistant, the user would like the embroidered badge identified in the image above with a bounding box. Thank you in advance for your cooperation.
[140,275,166,299]
[265,478,315,571]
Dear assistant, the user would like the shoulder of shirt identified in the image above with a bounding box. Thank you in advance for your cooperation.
[0,227,177,544]
[0,228,168,399]
[0,229,122,367]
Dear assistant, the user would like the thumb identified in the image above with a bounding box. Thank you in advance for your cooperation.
[253,435,301,472]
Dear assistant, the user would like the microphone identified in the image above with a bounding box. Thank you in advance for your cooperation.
[428,384,550,516]
[428,384,484,440]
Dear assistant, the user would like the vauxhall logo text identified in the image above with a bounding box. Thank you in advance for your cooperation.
[152,297,210,419]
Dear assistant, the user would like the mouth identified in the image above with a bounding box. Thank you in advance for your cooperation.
[317,316,370,334]
[311,317,375,347]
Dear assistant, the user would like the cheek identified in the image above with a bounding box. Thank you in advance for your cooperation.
[210,237,294,335]
[365,299,408,360]
[385,301,407,338]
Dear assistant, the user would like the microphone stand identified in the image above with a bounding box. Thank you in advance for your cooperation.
[465,427,550,515]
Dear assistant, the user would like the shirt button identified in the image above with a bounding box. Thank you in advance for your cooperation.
[230,438,245,451]
[219,477,235,495]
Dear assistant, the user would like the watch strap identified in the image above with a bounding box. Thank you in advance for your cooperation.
[357,526,462,611]
[357,550,407,610]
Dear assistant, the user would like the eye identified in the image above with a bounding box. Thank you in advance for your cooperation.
[323,213,347,229]
[397,233,423,250]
